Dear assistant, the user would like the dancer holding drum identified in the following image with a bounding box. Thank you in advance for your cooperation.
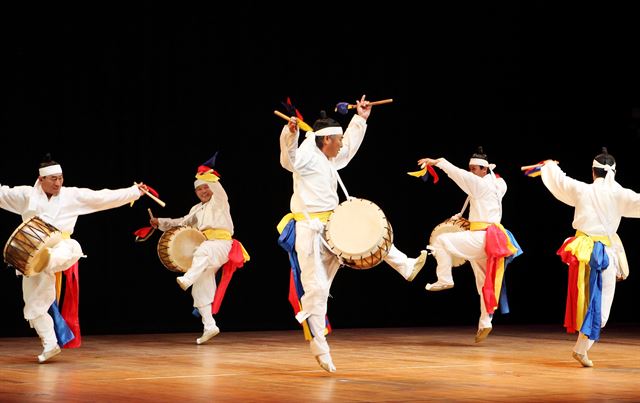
[277,96,427,373]
[149,154,249,345]
[418,147,522,343]
[0,154,147,363]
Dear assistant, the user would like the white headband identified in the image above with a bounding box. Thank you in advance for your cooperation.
[592,159,616,171]
[39,164,62,177]
[469,158,488,167]
[469,158,496,171]
[194,179,208,188]
[313,126,343,137]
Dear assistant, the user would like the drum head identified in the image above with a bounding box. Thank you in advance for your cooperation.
[169,228,206,272]
[325,198,390,257]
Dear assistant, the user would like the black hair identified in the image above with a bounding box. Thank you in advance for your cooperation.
[39,153,59,169]
[470,146,489,169]
[593,147,615,178]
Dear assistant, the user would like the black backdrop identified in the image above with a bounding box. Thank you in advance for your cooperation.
[1,3,639,337]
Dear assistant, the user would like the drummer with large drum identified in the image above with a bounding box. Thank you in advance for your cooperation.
[277,95,427,373]
[0,154,147,363]
[149,155,249,345]
[417,147,522,343]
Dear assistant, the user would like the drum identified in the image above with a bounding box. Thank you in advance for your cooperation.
[157,226,206,273]
[3,216,63,276]
[324,198,393,270]
[429,217,470,267]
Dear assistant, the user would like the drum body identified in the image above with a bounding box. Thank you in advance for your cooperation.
[3,216,62,276]
[429,217,470,267]
[324,198,393,270]
[157,226,206,273]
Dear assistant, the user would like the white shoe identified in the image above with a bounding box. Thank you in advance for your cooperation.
[572,351,593,367]
[475,327,492,343]
[38,345,61,363]
[315,353,337,373]
[176,276,190,291]
[425,281,454,292]
[196,326,220,345]
[407,250,428,282]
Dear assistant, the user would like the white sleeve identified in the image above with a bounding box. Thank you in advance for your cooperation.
[279,125,299,173]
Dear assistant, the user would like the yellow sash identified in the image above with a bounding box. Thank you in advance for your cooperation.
[276,211,333,234]
[201,228,250,262]
[469,221,490,231]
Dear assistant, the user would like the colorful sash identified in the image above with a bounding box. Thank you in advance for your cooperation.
[557,233,609,340]
[470,222,522,314]
[52,232,81,348]
[202,229,250,314]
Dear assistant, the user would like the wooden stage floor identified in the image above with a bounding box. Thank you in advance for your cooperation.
[1,324,639,402]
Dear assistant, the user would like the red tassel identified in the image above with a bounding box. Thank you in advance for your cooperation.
[427,165,439,183]
[60,262,81,348]
[145,185,159,198]
[211,240,246,314]
[133,226,155,242]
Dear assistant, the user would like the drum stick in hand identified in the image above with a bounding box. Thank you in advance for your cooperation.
[273,110,313,132]
[148,208,154,219]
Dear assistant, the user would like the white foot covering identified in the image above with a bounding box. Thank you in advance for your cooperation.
[196,326,220,345]
[425,280,454,292]
[176,276,190,291]
[407,250,428,282]
[315,353,337,373]
[38,345,61,363]
[572,351,593,367]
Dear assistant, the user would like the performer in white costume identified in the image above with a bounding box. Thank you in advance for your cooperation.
[151,156,249,345]
[419,147,521,343]
[538,147,636,367]
[278,96,427,373]
[0,154,146,363]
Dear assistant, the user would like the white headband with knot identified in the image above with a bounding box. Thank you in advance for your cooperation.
[469,158,496,170]
[39,164,62,177]
[313,126,343,137]
[592,159,616,171]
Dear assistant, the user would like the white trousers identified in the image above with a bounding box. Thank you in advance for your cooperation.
[182,239,232,309]
[22,239,83,320]
[430,230,493,329]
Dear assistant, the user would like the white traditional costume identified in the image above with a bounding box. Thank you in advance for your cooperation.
[540,157,638,367]
[278,113,426,372]
[0,163,141,362]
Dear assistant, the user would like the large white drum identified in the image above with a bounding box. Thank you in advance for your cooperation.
[157,226,206,273]
[429,217,470,267]
[324,198,393,270]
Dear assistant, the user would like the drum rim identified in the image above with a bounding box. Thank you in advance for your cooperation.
[157,226,206,272]
[3,217,61,275]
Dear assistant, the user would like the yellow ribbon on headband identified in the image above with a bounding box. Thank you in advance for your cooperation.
[196,171,220,183]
